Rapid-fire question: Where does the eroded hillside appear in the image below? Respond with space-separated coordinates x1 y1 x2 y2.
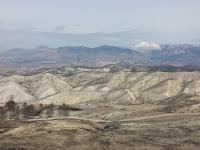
0 66 200 115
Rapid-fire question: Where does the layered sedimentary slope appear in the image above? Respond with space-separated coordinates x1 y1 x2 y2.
1 67 200 108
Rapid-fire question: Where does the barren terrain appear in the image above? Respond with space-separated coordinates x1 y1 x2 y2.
1 113 200 150
0 66 200 150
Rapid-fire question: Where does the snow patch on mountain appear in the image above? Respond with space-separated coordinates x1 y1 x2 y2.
133 41 161 55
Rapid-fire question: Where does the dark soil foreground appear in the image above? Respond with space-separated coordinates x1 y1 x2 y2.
0 113 200 150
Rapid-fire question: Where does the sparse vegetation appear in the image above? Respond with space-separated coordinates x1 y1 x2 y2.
0 100 81 120
22 104 35 118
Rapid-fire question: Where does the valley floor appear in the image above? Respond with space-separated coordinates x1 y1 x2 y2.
0 110 200 150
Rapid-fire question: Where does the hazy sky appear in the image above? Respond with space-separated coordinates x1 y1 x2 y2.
1 0 200 33
0 0 200 49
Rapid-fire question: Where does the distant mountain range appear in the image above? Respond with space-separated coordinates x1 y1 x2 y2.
0 45 149 69
132 42 200 66
151 44 200 66
0 44 200 71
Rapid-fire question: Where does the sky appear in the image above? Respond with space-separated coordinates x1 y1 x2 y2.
0 0 200 49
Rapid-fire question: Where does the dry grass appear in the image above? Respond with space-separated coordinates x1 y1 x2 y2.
0 113 200 150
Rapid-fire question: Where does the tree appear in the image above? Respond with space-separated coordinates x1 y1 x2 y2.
50 103 54 107
5 97 17 119
62 104 69 118
5 97 16 113
40 103 43 110
46 107 54 118
23 104 35 118
23 102 27 109
15 106 20 120
58 105 63 117
0 106 6 120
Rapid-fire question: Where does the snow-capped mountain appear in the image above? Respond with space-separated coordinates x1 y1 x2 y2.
133 41 161 56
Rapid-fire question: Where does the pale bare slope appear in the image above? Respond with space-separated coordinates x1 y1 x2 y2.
0 81 34 103
1 69 200 107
